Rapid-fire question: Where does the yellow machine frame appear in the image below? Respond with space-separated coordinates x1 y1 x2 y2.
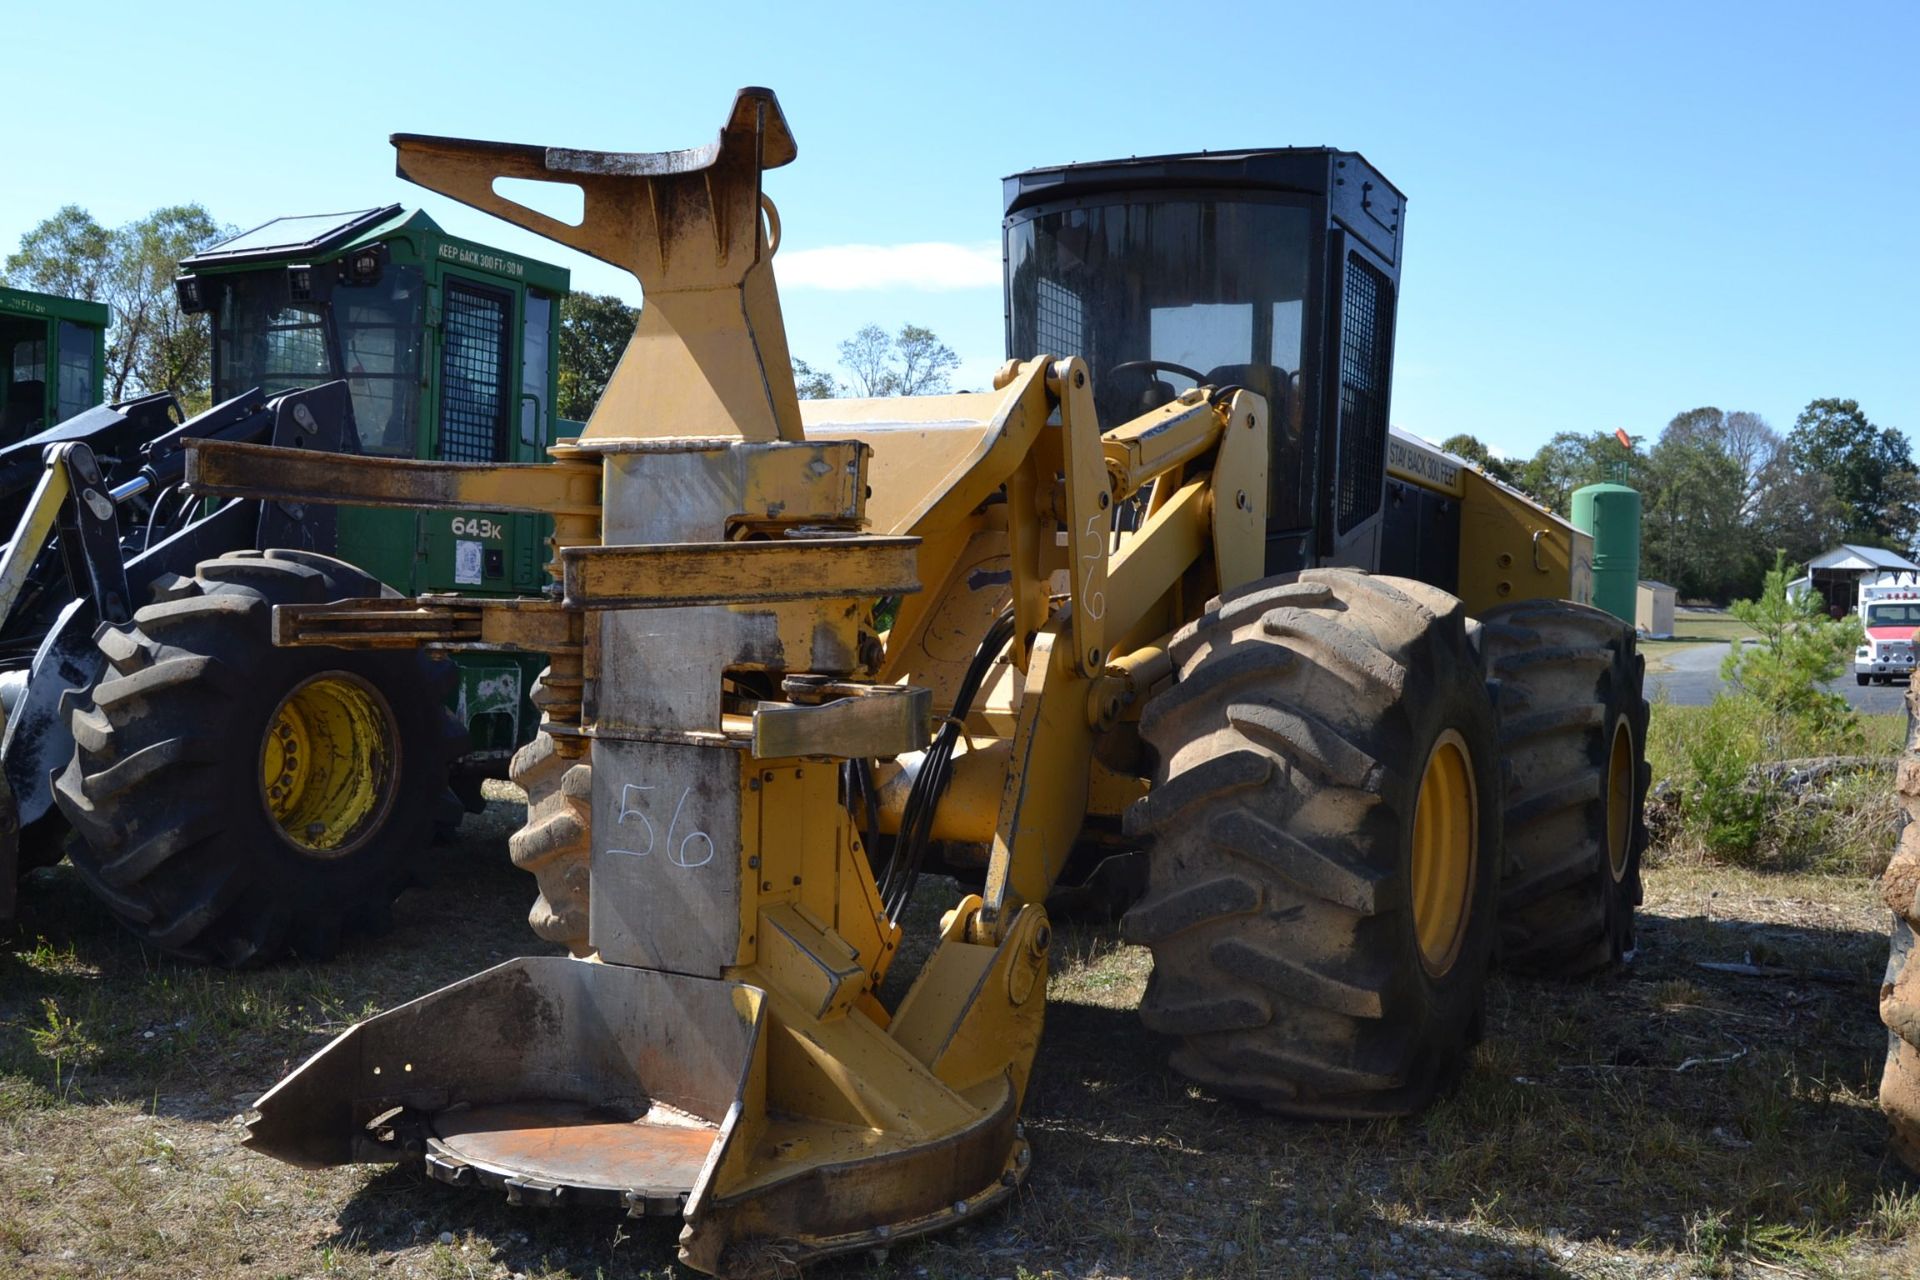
210 89 1597 1276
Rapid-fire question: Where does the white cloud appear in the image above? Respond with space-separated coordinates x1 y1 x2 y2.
774 241 1000 291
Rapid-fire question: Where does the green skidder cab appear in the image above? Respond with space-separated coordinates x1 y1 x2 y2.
0 285 107 444
175 207 569 791
25 212 575 965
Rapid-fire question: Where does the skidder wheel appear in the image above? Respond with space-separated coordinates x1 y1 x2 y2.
52 550 466 966
0 769 16 919
4 691 66 879
1477 601 1648 976
1122 568 1501 1118
507 668 592 956
261 672 399 856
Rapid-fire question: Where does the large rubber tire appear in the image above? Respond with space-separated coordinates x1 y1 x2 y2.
1880 695 1920 1171
52 550 466 966
1477 600 1649 975
507 668 592 956
1122 568 1502 1118
5 694 69 879
0 770 16 920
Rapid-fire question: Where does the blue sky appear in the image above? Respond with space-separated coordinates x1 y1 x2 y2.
7 0 1914 458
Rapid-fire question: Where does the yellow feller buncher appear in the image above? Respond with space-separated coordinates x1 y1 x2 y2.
187 90 1649 1274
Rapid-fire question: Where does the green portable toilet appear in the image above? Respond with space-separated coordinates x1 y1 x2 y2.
1572 482 1640 625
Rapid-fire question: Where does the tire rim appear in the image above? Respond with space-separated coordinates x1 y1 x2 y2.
1606 719 1635 882
261 672 399 859
1411 728 1477 977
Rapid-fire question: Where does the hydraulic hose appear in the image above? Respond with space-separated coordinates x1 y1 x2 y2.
880 608 1017 921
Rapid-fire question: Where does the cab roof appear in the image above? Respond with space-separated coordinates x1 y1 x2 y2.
1003 146 1404 212
0 283 111 329
181 207 569 293
184 207 405 267
1002 146 1406 267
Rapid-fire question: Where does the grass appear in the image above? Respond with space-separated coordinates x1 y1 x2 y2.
1646 704 1908 785
995 858 1910 1280
1662 609 1761 644
1641 609 1761 673
1645 701 1906 875
3 776 1917 1278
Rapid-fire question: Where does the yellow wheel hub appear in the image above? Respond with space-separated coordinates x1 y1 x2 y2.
1606 719 1635 881
1411 729 1477 977
261 673 398 858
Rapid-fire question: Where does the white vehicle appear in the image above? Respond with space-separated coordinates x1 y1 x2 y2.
1856 572 1920 685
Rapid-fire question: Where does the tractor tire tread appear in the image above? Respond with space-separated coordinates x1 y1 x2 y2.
1125 570 1500 1119
1477 599 1647 976
53 551 463 966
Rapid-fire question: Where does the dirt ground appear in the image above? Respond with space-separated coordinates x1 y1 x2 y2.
3 792 1915 1280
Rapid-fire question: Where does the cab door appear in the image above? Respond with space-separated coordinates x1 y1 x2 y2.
423 275 516 593
1317 231 1399 573
509 290 556 593
0 312 52 444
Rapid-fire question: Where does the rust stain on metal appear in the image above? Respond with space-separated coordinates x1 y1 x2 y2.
562 537 919 610
432 1101 718 1192
186 440 599 515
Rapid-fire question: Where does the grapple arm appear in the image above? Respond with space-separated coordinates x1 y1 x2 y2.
394 88 803 446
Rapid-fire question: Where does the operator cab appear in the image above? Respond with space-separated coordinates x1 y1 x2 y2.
182 208 440 461
1004 149 1405 578
0 285 107 446
174 207 568 611
178 206 565 466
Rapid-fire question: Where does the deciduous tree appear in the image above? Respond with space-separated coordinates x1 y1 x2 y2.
792 357 839 399
557 292 639 421
1515 430 1628 513
1641 427 1754 600
1662 406 1782 518
4 204 229 406
837 324 897 397
1785 398 1914 547
1438 433 1516 486
112 206 224 404
800 322 964 398
1748 460 1847 569
3 206 111 300
891 324 960 395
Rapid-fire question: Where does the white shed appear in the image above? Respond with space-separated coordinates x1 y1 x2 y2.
1788 544 1920 615
1637 580 1676 639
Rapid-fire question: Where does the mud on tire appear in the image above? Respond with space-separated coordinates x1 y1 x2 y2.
1122 568 1502 1118
1477 600 1649 976
53 550 466 966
